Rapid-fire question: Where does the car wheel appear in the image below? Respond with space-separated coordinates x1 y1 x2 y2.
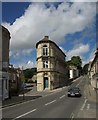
67 94 70 97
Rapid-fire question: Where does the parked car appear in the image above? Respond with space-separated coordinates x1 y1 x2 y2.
67 87 81 97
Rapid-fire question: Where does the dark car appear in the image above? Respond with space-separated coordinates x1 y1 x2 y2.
67 87 81 97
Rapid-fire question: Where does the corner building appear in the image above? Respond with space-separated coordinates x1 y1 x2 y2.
0 25 10 100
36 36 67 91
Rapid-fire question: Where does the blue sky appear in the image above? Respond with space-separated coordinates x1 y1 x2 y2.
2 2 96 69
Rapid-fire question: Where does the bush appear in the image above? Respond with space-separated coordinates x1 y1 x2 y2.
25 78 28 83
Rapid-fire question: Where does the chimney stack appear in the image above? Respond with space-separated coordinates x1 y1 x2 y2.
44 36 49 40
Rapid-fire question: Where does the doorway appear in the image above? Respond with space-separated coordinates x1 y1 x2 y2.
44 77 48 89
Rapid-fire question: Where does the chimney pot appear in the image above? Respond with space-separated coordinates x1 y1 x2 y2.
44 36 49 39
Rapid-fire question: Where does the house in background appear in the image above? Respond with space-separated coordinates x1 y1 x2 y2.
36 36 68 91
88 48 98 91
31 74 37 83
9 65 22 96
69 65 79 80
1 25 10 100
88 61 92 80
0 25 22 99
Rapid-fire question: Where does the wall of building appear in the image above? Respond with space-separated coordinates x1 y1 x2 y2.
8 67 22 96
89 49 98 90
1 26 10 100
2 26 10 70
36 36 67 91
2 72 9 100
69 65 79 80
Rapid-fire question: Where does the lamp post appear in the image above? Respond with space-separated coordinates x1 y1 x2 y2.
21 66 25 100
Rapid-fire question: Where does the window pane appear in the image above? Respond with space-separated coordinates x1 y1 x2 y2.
43 46 48 56
43 60 48 68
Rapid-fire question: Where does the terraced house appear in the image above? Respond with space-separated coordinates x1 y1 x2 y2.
0 25 10 100
88 48 98 91
36 36 68 91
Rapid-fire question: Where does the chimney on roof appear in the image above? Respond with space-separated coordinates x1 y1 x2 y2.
44 36 49 40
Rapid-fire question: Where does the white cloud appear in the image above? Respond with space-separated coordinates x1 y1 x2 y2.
2 0 98 2
2 2 96 52
2 2 96 68
59 44 90 66
66 44 90 60
59 46 67 54
82 46 96 65
10 48 33 59
25 60 35 68
14 60 35 69
71 0 98 2
9 51 13 57
60 44 96 66
22 48 33 55
2 0 65 2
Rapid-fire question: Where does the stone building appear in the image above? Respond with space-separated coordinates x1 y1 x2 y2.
88 48 98 90
36 36 67 91
9 65 22 96
0 25 10 100
69 65 79 80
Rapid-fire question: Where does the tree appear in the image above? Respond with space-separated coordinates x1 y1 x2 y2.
70 56 82 68
23 68 37 79
67 56 82 76
82 63 89 75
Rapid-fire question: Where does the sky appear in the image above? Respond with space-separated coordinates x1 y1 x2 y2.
2 1 97 69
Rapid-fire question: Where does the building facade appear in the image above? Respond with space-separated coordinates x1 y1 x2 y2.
9 65 22 96
69 65 79 80
0 25 10 100
88 48 98 90
36 36 67 91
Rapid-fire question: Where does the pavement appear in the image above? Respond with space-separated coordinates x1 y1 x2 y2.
2 77 77 108
2 85 66 108
2 76 81 108
2 75 97 119
2 76 85 119
77 76 97 118
2 75 97 118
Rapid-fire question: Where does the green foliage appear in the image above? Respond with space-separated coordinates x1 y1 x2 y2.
27 79 34 83
27 79 37 83
24 78 28 83
23 68 37 79
70 56 82 68
82 63 89 75
66 60 71 66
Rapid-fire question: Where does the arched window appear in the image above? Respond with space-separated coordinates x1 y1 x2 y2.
43 45 48 56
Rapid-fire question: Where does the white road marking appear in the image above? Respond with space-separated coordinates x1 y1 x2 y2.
80 99 87 110
70 112 74 119
87 104 90 110
60 95 65 99
76 79 83 87
45 100 56 106
84 96 87 99
13 109 37 120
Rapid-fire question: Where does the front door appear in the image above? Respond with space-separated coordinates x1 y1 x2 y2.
44 77 48 89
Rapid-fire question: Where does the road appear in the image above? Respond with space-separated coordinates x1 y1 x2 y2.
2 76 96 119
